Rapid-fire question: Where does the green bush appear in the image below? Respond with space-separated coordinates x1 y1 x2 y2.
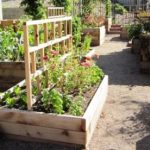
21 0 46 20
126 24 142 39
72 16 82 47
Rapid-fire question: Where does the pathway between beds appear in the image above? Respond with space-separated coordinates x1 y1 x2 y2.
89 34 150 150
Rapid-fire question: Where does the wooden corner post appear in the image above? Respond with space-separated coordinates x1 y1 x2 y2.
24 23 32 110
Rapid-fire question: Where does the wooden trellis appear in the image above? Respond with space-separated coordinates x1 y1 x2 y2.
47 7 65 18
24 17 72 110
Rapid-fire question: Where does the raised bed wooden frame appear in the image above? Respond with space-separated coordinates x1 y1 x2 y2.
0 17 108 149
0 75 108 149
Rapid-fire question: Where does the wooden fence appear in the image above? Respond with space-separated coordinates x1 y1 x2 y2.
23 17 72 110
47 7 65 18
0 19 19 31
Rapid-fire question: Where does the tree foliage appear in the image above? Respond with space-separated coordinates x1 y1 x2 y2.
21 0 46 20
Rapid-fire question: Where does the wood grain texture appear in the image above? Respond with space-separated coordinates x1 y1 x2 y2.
0 121 86 145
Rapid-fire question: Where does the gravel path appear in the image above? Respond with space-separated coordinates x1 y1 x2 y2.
0 34 150 150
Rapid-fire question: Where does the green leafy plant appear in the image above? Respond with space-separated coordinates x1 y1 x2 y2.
42 89 64 114
81 36 91 53
126 24 142 39
6 97 16 108
0 27 24 61
69 95 84 116
13 86 21 96
72 16 82 47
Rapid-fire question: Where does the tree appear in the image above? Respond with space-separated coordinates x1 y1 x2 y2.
21 0 46 20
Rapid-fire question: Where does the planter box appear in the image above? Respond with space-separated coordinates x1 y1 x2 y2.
0 62 25 91
131 38 141 54
82 26 106 46
0 75 108 149
120 28 129 41
105 17 112 33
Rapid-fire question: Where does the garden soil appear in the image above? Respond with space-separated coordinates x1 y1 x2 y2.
0 34 150 150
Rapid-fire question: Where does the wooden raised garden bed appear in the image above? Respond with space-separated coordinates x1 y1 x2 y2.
0 16 108 149
120 27 129 41
82 26 106 46
139 34 150 73
0 62 25 91
0 19 24 91
0 75 108 148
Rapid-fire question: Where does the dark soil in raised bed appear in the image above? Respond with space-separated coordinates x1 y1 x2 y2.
0 82 100 116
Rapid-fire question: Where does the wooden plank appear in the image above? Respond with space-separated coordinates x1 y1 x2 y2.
69 20 72 34
64 20 67 35
34 24 39 45
29 34 72 53
0 121 86 145
51 22 55 40
24 25 32 110
58 21 62 37
83 76 108 143
25 17 72 26
48 15 65 19
0 80 25 99
0 109 85 132
48 7 64 9
36 76 41 94
44 23 48 43
40 48 45 67
31 52 36 73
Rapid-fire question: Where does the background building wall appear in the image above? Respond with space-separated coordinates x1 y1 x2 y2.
0 0 2 19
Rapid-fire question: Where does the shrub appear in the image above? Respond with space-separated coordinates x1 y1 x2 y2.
72 16 82 47
126 24 142 39
21 0 46 20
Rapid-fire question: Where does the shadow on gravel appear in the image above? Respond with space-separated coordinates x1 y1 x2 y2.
119 101 150 150
96 48 150 86
135 102 150 150
0 138 83 150
110 36 128 42
136 135 150 150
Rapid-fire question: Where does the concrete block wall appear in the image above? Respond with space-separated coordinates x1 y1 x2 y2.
0 0 2 19
3 8 24 19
